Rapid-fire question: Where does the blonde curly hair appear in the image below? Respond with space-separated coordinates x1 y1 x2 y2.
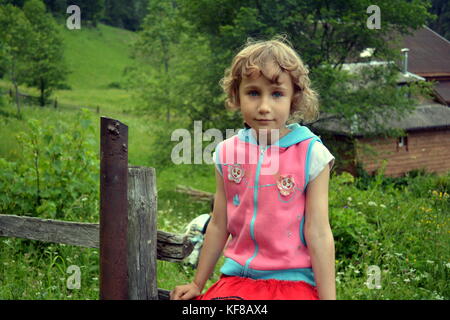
219 35 319 123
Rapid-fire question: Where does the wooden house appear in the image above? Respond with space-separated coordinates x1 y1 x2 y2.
305 26 450 178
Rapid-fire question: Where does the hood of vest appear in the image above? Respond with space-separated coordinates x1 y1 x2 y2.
237 123 318 148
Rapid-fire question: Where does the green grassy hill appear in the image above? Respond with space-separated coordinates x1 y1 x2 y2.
62 23 136 90
1 22 137 113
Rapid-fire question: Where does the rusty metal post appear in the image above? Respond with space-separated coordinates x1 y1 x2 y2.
100 117 129 300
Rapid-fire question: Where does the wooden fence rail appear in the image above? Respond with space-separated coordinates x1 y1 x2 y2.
0 116 194 300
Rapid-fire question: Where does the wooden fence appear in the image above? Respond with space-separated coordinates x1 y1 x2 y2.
0 116 194 300
2 88 100 113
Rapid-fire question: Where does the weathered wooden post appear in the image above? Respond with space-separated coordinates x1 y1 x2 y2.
100 117 129 300
127 166 158 300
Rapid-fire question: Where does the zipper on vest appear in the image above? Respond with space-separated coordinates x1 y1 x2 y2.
243 145 268 277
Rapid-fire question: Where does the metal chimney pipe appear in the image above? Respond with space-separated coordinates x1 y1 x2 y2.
401 48 409 74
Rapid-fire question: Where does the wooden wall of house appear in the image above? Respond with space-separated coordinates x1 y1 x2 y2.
355 128 450 177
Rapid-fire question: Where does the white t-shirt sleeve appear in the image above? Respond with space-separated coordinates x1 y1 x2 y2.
309 142 335 182
212 142 223 176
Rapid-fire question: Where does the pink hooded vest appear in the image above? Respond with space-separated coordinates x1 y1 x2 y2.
214 123 323 286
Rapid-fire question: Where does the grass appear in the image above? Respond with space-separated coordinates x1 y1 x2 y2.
0 100 449 299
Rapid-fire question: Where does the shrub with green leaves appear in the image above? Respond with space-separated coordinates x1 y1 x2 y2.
0 109 99 221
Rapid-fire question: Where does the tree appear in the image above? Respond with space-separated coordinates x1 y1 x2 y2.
0 4 34 114
22 0 67 107
170 0 435 135
429 0 450 40
102 0 148 31
68 0 104 27
129 0 211 123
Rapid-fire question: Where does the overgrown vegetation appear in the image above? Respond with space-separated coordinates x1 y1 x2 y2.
0 102 448 300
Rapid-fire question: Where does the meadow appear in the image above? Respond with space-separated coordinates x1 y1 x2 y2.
0 22 448 300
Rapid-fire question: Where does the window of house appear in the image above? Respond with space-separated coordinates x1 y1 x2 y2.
397 136 408 150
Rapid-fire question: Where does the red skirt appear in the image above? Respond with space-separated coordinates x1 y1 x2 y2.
193 274 319 300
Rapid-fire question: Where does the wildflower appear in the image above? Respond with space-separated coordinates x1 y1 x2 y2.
445 263 450 269
404 278 410 282
354 270 360 274
347 197 352 201
368 201 377 206
426 260 434 264
380 204 386 209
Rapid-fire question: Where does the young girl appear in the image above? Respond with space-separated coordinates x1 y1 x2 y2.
170 35 336 300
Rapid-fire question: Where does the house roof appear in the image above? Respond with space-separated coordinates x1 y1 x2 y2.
307 103 450 137
435 81 450 102
398 26 450 76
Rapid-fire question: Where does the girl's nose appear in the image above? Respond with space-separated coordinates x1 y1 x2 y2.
258 96 271 114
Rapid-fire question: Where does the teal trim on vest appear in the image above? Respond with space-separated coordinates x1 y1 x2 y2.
300 137 323 248
237 123 317 147
233 194 240 206
243 145 269 276
300 215 307 247
304 137 323 187
220 257 316 286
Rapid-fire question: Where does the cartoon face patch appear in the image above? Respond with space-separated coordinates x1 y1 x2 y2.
228 164 244 183
277 174 295 196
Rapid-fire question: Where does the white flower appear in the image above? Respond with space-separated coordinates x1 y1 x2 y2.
380 204 386 209
347 197 352 201
445 263 450 269
368 201 377 206
404 278 410 282
354 270 360 274
426 260 434 264
433 292 444 300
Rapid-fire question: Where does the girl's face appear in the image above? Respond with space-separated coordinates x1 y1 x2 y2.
238 65 294 144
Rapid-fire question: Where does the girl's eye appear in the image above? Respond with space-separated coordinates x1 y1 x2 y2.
273 91 283 98
247 91 284 97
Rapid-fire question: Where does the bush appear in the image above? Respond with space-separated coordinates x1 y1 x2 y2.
0 109 99 221
106 81 122 89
